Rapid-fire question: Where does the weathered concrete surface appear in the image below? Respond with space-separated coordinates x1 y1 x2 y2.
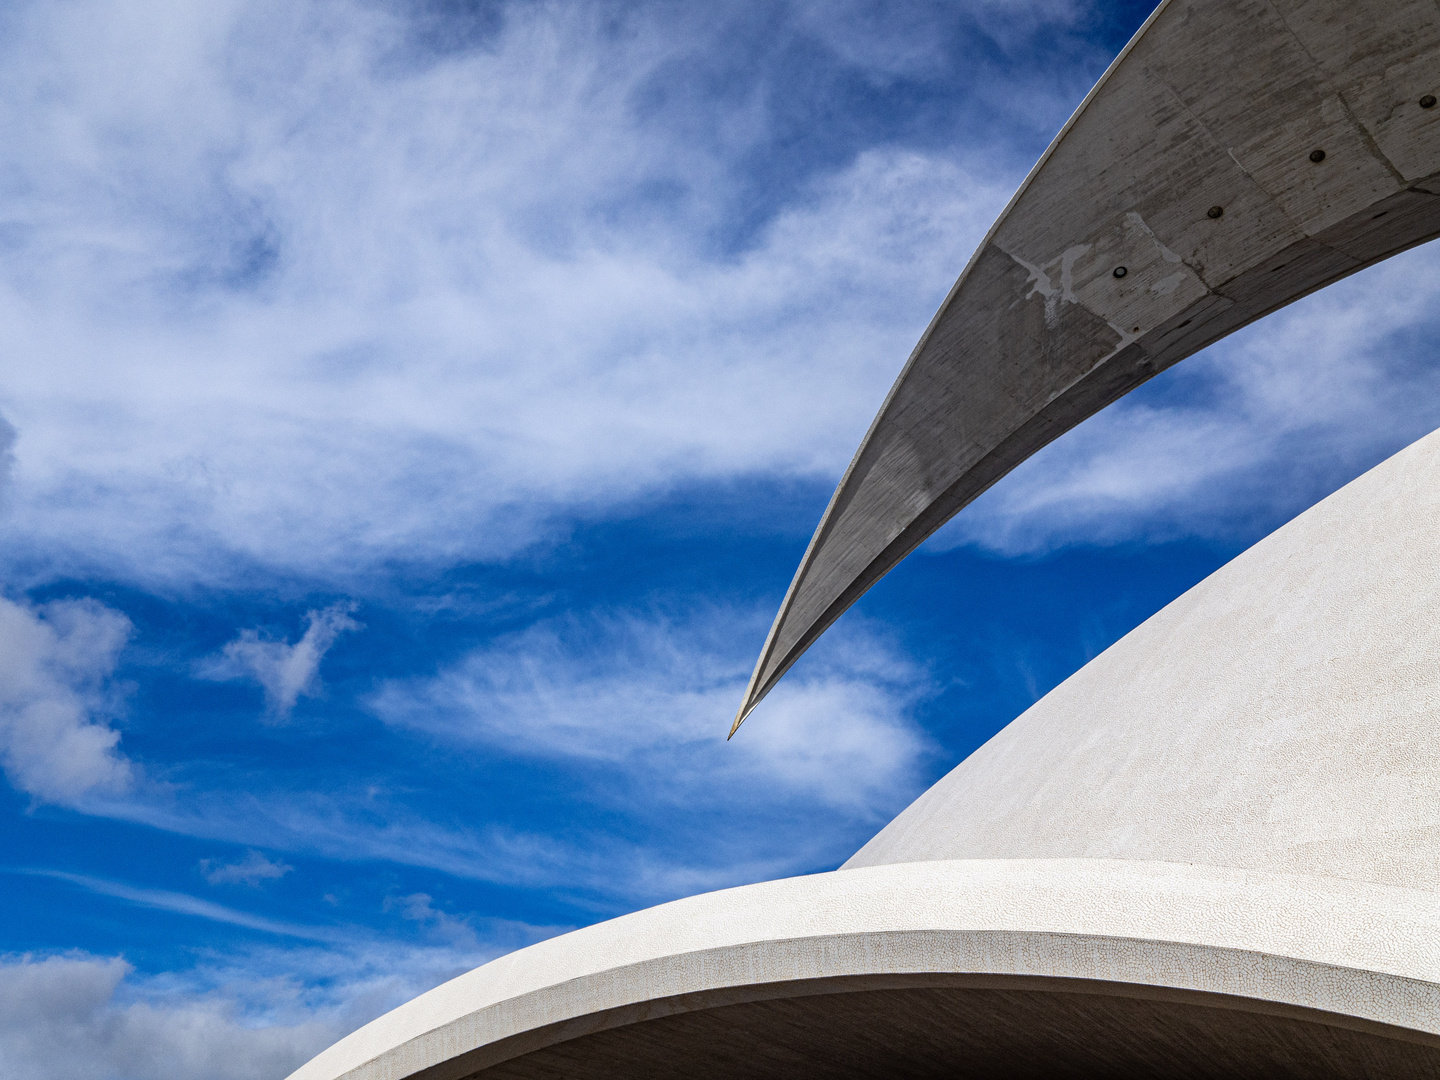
287 427 1440 1077
471 986 1440 1079
283 3 1440 1075
846 417 1440 887
734 0 1440 731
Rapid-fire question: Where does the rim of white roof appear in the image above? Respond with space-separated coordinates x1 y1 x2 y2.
288 417 1440 1080
288 857 1440 1080
846 425 1440 885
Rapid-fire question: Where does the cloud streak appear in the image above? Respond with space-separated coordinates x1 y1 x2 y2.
17 869 336 942
372 606 934 817
200 850 294 887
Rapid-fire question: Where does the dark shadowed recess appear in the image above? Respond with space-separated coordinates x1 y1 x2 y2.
468 982 1440 1079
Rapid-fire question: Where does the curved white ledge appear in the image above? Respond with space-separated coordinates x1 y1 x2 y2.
288 858 1440 1080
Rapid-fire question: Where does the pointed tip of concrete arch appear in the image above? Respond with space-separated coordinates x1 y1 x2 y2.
732 0 1440 731
729 672 760 738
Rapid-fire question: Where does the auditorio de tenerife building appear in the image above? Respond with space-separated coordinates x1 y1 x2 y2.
290 0 1440 1076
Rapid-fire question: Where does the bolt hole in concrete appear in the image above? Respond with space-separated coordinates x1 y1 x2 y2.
1421 94 1437 108
1113 266 1128 278
1310 148 1327 162
1207 205 1224 218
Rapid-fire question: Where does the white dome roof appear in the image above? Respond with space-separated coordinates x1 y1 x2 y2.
283 0 1440 1061
847 425 1440 888
286 430 1440 1080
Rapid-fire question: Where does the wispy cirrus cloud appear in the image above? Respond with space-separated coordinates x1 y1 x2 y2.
2 0 1430 593
370 607 934 818
42 602 933 910
0 0 1067 591
198 603 360 718
200 850 294 888
17 869 333 942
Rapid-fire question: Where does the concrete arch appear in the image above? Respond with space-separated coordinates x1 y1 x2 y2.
287 2 1440 1076
734 0 1440 730
290 416 1440 1079
286 859 1440 1079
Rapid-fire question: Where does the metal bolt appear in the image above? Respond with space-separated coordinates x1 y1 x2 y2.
1207 205 1224 219
1113 266 1128 278
1309 148 1327 163
1422 95 1437 109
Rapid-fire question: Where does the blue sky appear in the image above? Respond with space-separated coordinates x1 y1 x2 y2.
3 0 1440 1076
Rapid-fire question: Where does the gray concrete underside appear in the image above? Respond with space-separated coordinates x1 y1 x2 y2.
735 0 1440 729
286 856 1440 1080
467 980 1440 1080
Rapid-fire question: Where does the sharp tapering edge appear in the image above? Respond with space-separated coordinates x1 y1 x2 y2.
732 0 1440 735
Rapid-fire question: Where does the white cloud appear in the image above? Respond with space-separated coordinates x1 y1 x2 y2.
0 953 335 1080
0 0 1022 589
385 893 483 951
793 0 1089 79
200 850 294 887
0 890 565 1079
20 870 328 941
370 607 933 817
0 0 1427 588
200 603 360 717
0 595 134 804
0 413 14 506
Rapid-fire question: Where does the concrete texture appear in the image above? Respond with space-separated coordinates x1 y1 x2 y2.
734 0 1440 730
288 428 1440 1077
845 425 1440 886
286 860 1440 1080
469 987 1440 1080
457 990 1440 1080
285 1 1440 1075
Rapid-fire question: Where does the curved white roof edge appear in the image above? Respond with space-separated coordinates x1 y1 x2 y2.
288 419 1440 1079
284 0 1440 1070
844 424 1440 885
287 857 1440 1080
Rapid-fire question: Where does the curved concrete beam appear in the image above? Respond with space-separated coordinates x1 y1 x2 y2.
288 413 1440 1080
285 858 1440 1080
733 0 1440 732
